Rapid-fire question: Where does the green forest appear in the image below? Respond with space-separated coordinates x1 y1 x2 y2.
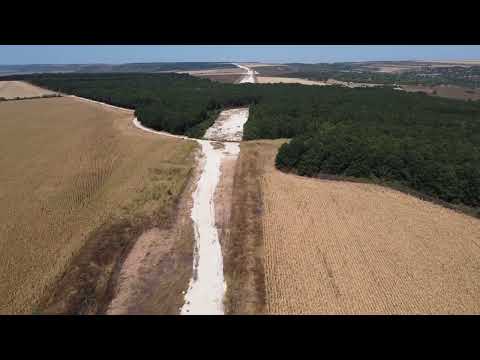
7 72 480 211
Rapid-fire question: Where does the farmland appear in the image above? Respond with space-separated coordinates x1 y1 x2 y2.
6 73 479 212
0 96 196 314
275 62 480 89
237 140 480 314
400 84 480 101
3 66 480 315
0 80 57 99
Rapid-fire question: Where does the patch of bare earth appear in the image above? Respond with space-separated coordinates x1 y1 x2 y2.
179 69 246 76
256 76 381 88
240 140 480 314
256 76 327 86
39 145 197 315
249 66 293 77
324 78 381 88
106 161 198 314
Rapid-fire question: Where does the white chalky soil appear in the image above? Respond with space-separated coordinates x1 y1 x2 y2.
42 93 249 315
233 63 256 83
203 108 249 142
180 108 249 315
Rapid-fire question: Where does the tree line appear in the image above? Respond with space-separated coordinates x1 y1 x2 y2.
7 72 480 210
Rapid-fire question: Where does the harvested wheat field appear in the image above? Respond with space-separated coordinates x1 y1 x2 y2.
242 140 480 314
0 97 196 314
0 80 57 99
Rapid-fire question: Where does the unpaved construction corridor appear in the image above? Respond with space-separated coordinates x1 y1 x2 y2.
181 108 249 314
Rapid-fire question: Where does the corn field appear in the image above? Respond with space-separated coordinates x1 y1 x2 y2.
257 141 480 314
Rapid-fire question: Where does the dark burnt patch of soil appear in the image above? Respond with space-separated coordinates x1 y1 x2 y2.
223 143 266 314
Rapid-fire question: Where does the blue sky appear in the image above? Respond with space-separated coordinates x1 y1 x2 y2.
1 45 480 65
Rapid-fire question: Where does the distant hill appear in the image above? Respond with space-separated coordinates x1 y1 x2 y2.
0 62 237 75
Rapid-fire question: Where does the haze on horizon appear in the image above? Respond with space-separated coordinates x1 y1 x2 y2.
1 45 480 65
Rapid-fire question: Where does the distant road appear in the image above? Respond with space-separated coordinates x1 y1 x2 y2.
233 63 256 83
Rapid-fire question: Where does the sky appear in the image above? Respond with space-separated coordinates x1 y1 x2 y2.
1 45 480 65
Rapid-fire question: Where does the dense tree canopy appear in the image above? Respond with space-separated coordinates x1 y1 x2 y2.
8 73 480 210
273 88 480 208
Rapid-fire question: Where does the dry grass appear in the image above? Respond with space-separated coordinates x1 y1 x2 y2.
0 96 196 314
0 81 57 99
179 69 246 76
401 84 480 101
221 141 266 314
241 140 480 314
256 77 381 88
324 78 381 88
105 165 197 315
256 76 328 86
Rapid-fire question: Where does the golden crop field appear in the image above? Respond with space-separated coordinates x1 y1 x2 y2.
241 140 480 314
0 81 57 99
0 97 196 314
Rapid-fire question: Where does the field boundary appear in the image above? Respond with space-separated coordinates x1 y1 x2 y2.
278 167 480 219
0 94 62 102
223 142 266 314
260 139 480 314
37 155 196 315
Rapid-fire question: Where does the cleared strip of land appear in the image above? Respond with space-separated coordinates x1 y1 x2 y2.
0 81 57 99
181 107 250 315
204 108 249 142
256 76 381 88
0 96 196 314
256 76 328 86
239 140 480 314
177 68 246 76
237 63 282 68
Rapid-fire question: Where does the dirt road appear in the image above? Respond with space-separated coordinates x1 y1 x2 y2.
181 109 249 314
233 64 256 83
204 108 249 142
70 93 249 315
